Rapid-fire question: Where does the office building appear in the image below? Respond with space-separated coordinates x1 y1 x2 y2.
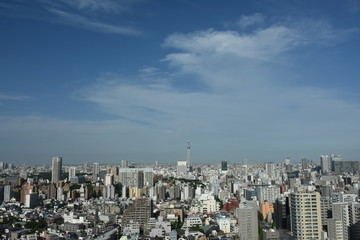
51 156 62 183
221 160 228 172
332 160 359 173
290 191 322 240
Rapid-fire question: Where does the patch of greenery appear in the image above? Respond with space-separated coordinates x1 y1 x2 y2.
25 218 47 232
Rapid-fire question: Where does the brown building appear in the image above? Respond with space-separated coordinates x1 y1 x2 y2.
122 199 152 229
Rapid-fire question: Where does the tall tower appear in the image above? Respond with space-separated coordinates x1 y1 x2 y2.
51 156 62 183
186 140 191 167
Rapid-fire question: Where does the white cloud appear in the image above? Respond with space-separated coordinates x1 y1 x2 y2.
75 18 360 161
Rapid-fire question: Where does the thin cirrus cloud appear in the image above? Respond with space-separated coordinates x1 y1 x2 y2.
57 0 125 13
0 0 141 36
47 8 141 35
0 93 31 101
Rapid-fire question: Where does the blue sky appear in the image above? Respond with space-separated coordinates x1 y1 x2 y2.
1 0 360 165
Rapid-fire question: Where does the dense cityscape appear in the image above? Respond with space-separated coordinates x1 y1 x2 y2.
0 142 359 240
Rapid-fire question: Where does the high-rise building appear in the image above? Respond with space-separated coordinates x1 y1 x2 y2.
51 156 62 183
327 202 360 240
256 185 280 204
92 162 100 182
290 191 322 240
4 185 12 202
321 155 331 173
301 158 310 170
122 199 152 229
177 161 188 176
25 191 38 208
221 160 228 172
237 204 258 239
330 202 350 240
121 160 128 168
118 168 154 188
69 166 76 179
266 163 275 178
332 160 359 174
104 174 113 186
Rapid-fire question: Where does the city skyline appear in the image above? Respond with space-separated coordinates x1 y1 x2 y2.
1 1 360 164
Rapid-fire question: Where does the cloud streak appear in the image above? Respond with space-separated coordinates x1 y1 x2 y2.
0 93 31 101
48 8 141 35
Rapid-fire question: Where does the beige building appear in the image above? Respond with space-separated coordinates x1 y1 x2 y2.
290 191 322 240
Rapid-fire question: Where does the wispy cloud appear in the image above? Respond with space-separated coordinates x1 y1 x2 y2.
237 13 265 29
57 0 126 13
0 0 142 36
0 93 31 101
48 8 141 35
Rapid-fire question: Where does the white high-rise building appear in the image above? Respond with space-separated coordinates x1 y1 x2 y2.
257 185 280 204
266 163 275 178
321 155 331 173
57 187 64 201
121 160 128 168
118 168 153 188
104 174 113 186
290 191 322 240
51 156 62 183
69 166 76 179
177 161 188 176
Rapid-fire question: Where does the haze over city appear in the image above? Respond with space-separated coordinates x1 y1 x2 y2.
1 0 360 164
